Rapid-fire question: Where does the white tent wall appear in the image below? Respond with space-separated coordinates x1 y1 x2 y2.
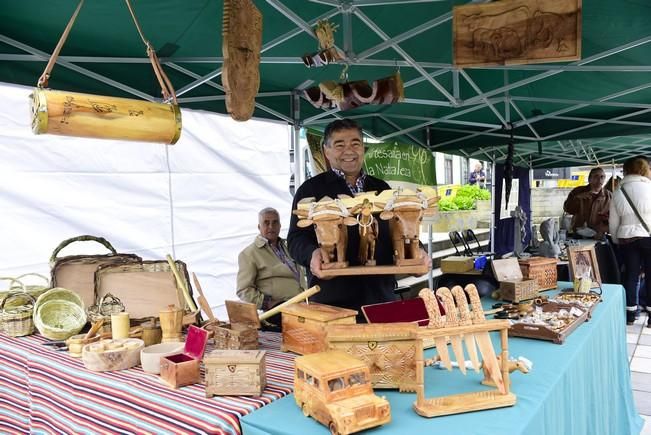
0 82 294 317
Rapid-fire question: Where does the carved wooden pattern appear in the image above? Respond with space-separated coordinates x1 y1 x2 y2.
222 0 262 121
453 0 582 67
464 283 485 324
451 285 480 373
436 287 467 375
334 342 418 388
418 288 452 371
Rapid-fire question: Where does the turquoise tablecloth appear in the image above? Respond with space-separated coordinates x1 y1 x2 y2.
241 283 643 435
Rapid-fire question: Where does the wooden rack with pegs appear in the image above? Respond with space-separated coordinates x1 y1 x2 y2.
413 284 516 418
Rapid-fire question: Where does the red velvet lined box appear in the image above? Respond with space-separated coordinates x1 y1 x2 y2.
361 297 445 326
159 325 208 389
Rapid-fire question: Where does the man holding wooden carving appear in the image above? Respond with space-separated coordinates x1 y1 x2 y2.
237 207 303 320
288 119 430 319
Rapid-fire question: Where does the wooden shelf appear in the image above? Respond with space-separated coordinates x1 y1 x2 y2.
319 264 430 277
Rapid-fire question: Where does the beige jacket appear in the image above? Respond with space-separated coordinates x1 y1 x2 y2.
236 235 303 309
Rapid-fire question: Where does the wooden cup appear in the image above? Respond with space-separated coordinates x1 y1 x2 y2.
160 305 183 343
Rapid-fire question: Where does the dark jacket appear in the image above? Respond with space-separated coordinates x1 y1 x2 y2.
287 171 397 317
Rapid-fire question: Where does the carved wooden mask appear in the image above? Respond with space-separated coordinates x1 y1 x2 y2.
222 0 262 121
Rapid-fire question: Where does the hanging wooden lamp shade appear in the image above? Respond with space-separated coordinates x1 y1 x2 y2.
30 0 182 144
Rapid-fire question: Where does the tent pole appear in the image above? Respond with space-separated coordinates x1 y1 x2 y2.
529 156 534 249
490 154 496 255
426 126 433 291
292 92 302 190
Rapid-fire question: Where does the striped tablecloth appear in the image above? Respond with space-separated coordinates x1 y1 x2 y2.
0 332 296 435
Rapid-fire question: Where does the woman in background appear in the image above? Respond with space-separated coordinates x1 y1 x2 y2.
609 156 651 325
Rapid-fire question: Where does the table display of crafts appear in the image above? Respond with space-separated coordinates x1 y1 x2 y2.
550 291 602 319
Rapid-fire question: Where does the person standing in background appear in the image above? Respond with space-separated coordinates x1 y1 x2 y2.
469 162 486 186
563 167 611 238
609 156 651 325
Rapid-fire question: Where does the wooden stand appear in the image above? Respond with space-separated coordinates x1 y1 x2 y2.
319 263 429 277
414 285 516 418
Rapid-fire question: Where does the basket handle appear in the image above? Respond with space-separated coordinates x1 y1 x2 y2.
12 273 49 286
0 292 35 311
0 277 26 293
50 235 118 263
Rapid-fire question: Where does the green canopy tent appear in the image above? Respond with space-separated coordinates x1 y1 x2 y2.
2 0 651 167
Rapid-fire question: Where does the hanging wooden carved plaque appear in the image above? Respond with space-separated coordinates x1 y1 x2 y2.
222 0 262 121
453 0 581 67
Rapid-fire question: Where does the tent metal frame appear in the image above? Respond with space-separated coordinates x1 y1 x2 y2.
1 0 650 167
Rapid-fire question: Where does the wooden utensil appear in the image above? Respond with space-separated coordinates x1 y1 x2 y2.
258 285 320 322
192 272 216 321
84 319 104 340
165 254 198 312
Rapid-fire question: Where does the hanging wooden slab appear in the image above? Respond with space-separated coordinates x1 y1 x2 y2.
453 0 582 67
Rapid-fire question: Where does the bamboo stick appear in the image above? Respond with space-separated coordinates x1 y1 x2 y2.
258 285 320 322
165 254 198 312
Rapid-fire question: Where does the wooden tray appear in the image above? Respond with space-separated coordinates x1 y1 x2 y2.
94 260 192 320
319 264 429 277
509 302 588 344
551 292 601 320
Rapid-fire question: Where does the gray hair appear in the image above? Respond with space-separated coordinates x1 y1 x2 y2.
258 207 279 219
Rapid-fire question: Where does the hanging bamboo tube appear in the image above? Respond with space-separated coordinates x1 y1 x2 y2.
30 89 182 144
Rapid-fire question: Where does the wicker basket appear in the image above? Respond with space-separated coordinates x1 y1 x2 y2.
34 299 87 340
0 277 26 307
34 287 84 312
12 273 50 300
87 293 125 333
519 257 558 291
0 292 35 337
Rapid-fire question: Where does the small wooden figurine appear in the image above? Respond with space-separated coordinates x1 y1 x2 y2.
204 350 266 397
294 350 391 435
481 355 530 387
350 198 379 266
159 325 208 389
294 197 357 270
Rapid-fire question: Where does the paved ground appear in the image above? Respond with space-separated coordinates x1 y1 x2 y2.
628 313 651 434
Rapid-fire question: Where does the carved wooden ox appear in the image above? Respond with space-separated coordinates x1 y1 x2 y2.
295 198 356 270
378 191 437 266
350 198 379 266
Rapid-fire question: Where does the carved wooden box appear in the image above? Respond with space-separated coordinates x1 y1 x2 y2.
159 325 208 389
207 300 259 350
280 302 357 355
518 257 558 291
204 349 266 397
326 323 422 390
492 258 538 302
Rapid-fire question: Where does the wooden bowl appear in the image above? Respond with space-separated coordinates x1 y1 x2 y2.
81 338 144 372
66 333 101 358
141 342 185 374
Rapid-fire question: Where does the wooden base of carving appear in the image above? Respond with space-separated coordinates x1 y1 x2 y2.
319 264 429 277
321 261 348 270
395 258 423 267
414 391 517 417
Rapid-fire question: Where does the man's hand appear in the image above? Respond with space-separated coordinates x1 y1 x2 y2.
310 248 334 280
411 248 432 277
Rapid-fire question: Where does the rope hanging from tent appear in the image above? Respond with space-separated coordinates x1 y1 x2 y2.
36 0 177 104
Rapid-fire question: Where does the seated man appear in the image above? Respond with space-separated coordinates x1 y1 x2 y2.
237 207 303 325
563 167 611 238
